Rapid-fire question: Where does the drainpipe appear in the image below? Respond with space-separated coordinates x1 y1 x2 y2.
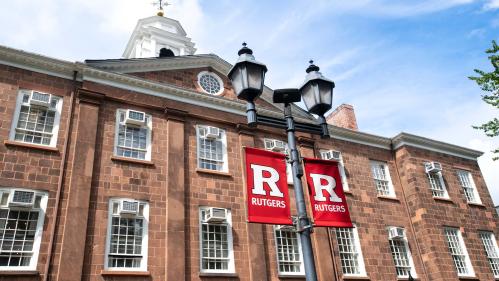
391 140 429 281
43 70 78 281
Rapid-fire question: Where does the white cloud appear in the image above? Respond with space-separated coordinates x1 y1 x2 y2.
484 0 499 9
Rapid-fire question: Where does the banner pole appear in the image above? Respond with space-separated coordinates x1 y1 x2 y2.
284 103 318 281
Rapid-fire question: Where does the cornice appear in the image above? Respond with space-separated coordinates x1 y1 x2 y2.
392 132 483 160
329 126 392 149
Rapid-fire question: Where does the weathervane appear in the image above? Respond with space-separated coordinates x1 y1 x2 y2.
152 0 170 17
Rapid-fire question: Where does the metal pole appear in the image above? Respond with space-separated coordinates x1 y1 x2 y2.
284 103 318 281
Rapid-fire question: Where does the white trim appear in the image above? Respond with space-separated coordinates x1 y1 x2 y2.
456 170 482 204
9 90 63 147
114 109 152 161
386 226 417 278
424 162 449 199
263 138 293 184
273 222 305 276
479 231 499 278
104 198 149 271
336 224 367 277
370 160 396 198
197 71 224 96
444 227 475 277
0 188 48 271
196 125 228 172
320 150 349 191
0 59 75 80
198 206 235 274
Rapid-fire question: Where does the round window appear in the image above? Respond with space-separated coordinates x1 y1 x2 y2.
198 72 223 95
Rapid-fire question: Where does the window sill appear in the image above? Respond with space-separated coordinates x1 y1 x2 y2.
199 272 238 277
4 140 59 153
0 270 39 276
434 197 453 203
467 202 485 208
344 190 353 195
196 168 232 177
398 278 419 281
101 270 150 276
111 156 154 166
278 273 306 278
342 275 370 280
377 195 400 202
458 276 479 280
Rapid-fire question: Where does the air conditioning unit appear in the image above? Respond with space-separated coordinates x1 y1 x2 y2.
425 162 442 173
322 150 341 161
124 110 146 126
8 190 36 208
266 140 286 152
388 227 405 240
201 126 220 140
118 200 139 216
204 207 227 223
29 91 51 107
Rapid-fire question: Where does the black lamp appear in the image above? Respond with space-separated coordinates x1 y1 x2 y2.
227 43 268 126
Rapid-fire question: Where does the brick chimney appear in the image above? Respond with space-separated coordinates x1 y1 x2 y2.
326 104 358 131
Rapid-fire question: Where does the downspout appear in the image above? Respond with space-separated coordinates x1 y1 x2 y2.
327 230 340 281
43 70 78 281
391 140 429 281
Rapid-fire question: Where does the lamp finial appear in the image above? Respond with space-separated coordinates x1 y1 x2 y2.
306 60 320 73
238 42 253 56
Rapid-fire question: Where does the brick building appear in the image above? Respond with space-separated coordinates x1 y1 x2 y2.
0 12 497 281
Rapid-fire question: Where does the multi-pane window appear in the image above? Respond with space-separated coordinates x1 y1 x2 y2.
370 161 395 197
387 227 416 278
274 221 304 276
444 227 474 277
427 172 448 198
320 150 349 191
105 199 149 271
10 90 62 147
198 71 224 95
0 188 47 270
199 207 234 273
115 109 152 160
335 226 366 276
456 170 481 204
264 139 293 184
197 126 227 171
479 231 499 278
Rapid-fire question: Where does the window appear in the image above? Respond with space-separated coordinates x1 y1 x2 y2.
199 207 234 274
444 227 474 277
387 227 416 278
197 125 228 171
114 109 152 160
335 225 366 276
0 188 47 270
105 199 149 271
274 220 304 276
479 231 499 278
320 150 349 191
370 161 395 197
456 170 481 204
10 90 62 147
424 162 448 198
198 71 224 95
264 139 293 184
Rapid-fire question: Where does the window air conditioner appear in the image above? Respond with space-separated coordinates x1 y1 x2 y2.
204 207 227 223
118 200 139 216
8 189 36 208
125 110 146 126
202 126 220 140
388 227 405 240
266 140 286 152
322 150 341 161
29 91 51 107
425 162 442 173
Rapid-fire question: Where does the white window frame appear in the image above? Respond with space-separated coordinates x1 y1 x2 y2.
273 220 304 276
424 163 449 198
197 71 224 96
320 150 349 191
443 227 475 277
479 231 499 278
196 125 228 172
387 227 417 278
198 207 235 274
456 170 481 204
335 224 367 277
370 160 395 197
0 188 48 271
114 109 152 161
104 198 149 272
264 138 293 184
9 89 63 147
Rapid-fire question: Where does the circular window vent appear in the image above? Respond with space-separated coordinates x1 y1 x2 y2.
198 72 224 95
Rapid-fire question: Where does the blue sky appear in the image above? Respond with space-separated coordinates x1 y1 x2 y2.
1 0 498 204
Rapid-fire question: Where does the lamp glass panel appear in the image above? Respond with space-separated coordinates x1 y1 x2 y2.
230 67 244 97
301 83 316 111
319 80 333 106
247 63 264 91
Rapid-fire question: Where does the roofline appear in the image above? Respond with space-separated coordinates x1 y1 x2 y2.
0 44 484 160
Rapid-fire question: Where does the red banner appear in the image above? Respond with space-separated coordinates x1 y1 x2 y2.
303 158 353 227
244 147 292 225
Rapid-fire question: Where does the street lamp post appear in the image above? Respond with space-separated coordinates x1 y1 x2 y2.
228 43 335 281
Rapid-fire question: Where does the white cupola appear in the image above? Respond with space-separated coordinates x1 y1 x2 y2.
123 15 196 58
